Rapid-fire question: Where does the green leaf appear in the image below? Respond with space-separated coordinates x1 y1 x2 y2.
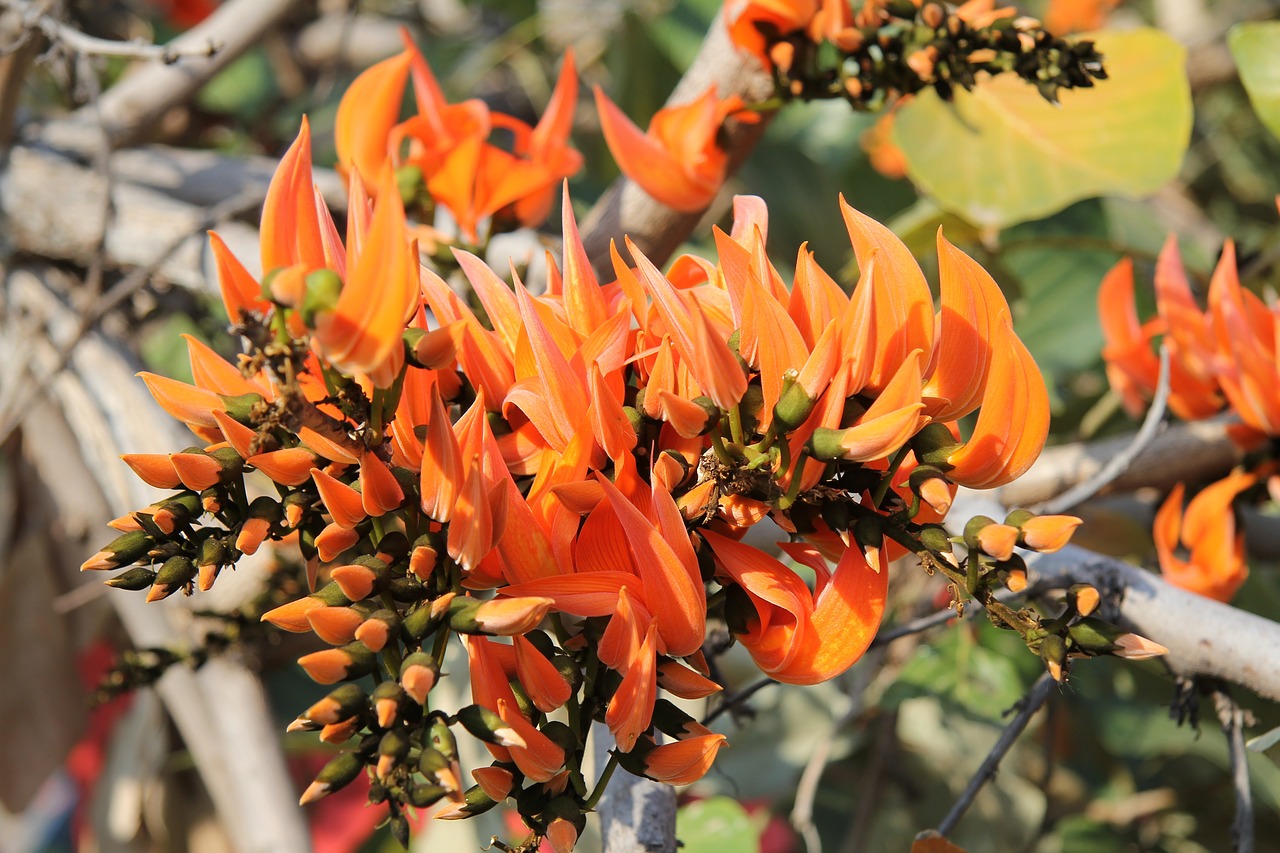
881 625 1028 723
198 48 277 118
892 29 1192 230
676 796 761 853
1229 22 1280 141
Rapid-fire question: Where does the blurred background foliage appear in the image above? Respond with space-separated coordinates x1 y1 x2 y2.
21 0 1280 850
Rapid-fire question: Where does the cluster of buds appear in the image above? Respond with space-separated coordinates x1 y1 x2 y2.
1099 226 1280 603
82 46 1157 847
728 0 1107 108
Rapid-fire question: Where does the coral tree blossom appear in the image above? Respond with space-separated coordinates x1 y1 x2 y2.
93 98 1069 847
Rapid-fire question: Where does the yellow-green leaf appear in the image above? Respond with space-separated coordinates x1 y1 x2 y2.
892 28 1191 230
1229 21 1280 141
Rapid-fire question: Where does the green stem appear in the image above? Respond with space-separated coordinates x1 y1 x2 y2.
431 626 451 669
776 451 809 510
584 752 620 811
871 443 913 509
709 424 736 465
727 404 745 447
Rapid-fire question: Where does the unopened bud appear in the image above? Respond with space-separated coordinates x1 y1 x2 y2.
1039 633 1068 682
400 652 440 705
1067 584 1100 617
306 683 368 726
434 784 500 820
1019 515 1082 553
104 567 157 591
300 269 343 328
146 556 197 602
82 530 155 572
456 704 527 748
1113 633 1168 661
299 752 363 805
297 642 376 684
371 682 406 729
376 728 411 780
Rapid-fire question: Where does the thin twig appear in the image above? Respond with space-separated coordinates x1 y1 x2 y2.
701 675 775 726
935 672 1055 837
39 0 303 151
1035 344 1171 515
2 0 219 63
1212 686 1255 853
791 648 886 853
0 188 264 444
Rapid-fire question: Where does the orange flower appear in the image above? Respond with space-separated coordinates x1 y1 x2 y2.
726 0 819 68
595 86 756 213
311 169 419 386
1155 472 1256 602
703 529 887 685
1209 241 1280 435
642 733 729 786
334 50 414 189
943 316 1050 488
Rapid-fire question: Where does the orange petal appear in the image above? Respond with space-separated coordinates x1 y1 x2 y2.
248 447 318 487
513 634 573 713
121 453 181 489
421 385 464 523
496 698 566 782
598 473 706 656
209 231 266 323
594 86 723 212
311 467 367 529
923 232 1010 420
643 733 728 786
335 51 412 192
359 452 404 516
945 317 1049 488
606 624 658 752
315 170 418 382
840 198 934 393
261 117 326 274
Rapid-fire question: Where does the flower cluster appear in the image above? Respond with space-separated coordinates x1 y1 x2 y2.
334 38 581 245
82 55 1130 849
726 0 1107 107
1099 232 1278 602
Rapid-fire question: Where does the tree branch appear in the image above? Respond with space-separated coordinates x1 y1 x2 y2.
1 0 220 64
1212 686 1255 853
992 416 1241 509
37 0 305 152
953 489 1280 703
935 673 1055 837
578 9 775 275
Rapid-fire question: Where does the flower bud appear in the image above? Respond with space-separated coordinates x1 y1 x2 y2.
371 682 406 729
305 683 368 726
354 609 399 652
82 530 155 572
299 751 363 805
261 582 351 632
1039 633 1068 682
146 556 197 602
1067 584 1100 617
1018 515 1082 553
400 652 440 705
297 642 376 684
300 268 343 328
911 422 962 468
434 784 499 820
104 567 157 591
376 728 411 780
909 465 953 515
456 704 527 748
470 765 515 802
